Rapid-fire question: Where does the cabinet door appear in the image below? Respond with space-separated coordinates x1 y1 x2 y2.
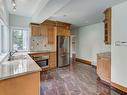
31 25 41 36
49 52 56 69
57 27 70 36
97 56 111 83
101 58 111 83
47 26 56 44
40 24 56 44
40 25 48 36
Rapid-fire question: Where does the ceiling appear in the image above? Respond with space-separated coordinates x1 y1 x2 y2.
6 0 127 27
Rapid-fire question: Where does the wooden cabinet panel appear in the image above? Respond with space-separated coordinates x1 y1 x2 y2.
104 8 112 44
40 23 56 44
57 27 70 36
29 53 49 58
31 24 41 36
97 55 111 83
0 72 40 95
47 26 56 44
49 52 56 69
40 24 48 36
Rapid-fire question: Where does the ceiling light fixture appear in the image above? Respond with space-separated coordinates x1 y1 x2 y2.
12 2 16 7
13 6 16 12
12 0 16 12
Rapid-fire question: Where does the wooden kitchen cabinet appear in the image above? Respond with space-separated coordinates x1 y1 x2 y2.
56 21 71 36
0 72 40 95
57 27 70 36
49 52 56 69
29 52 49 58
47 26 56 44
97 53 111 83
40 24 48 36
30 23 41 36
41 20 56 44
104 8 112 44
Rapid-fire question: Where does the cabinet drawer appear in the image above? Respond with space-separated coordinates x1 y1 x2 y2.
29 53 49 58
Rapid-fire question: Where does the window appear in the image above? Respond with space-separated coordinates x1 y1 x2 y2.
3 25 9 53
0 23 2 54
12 28 29 51
0 19 9 55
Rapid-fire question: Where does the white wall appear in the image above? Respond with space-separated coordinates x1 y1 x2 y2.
0 0 9 53
0 0 9 25
72 23 111 65
112 1 127 87
9 14 32 28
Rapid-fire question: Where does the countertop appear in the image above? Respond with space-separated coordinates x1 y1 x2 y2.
28 50 56 54
0 52 42 81
97 52 111 58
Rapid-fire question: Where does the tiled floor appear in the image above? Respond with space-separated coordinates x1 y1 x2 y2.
40 62 126 95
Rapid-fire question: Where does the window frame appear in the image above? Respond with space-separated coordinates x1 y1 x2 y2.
11 27 29 52
0 19 9 62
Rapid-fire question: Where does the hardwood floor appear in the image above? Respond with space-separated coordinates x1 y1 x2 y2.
40 62 126 95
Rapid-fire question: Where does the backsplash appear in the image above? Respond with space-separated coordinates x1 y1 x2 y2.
30 36 51 51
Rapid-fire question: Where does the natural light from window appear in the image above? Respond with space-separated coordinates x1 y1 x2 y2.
0 19 9 55
12 28 29 51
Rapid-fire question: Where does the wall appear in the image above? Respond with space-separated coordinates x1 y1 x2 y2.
9 14 32 28
0 0 9 25
72 23 111 65
111 1 127 88
0 0 9 63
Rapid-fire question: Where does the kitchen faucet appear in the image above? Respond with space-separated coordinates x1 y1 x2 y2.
8 50 17 61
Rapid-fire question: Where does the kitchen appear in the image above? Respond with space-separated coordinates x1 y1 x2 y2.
0 0 127 95
0 18 72 94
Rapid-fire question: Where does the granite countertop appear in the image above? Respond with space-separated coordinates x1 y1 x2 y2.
28 50 56 54
0 52 42 81
97 52 111 58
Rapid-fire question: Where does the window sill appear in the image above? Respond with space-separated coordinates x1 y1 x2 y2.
0 53 8 63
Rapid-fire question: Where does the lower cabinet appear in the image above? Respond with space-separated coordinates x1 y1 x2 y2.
49 52 56 69
0 72 40 95
97 53 111 83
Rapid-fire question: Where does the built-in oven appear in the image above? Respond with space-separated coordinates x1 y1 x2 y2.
32 56 49 68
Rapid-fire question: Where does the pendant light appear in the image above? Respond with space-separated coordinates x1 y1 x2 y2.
12 0 16 12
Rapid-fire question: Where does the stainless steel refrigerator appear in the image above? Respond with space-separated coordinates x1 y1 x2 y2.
57 36 70 67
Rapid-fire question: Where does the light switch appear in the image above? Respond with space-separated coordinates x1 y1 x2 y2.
115 41 127 46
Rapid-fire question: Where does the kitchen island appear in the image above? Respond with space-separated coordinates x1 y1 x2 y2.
0 52 42 95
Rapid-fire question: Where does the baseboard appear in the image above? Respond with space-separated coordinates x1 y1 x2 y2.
97 77 127 94
111 82 127 93
76 58 91 65
97 75 110 86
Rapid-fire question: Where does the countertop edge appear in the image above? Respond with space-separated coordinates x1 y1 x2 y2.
0 52 42 81
0 70 41 81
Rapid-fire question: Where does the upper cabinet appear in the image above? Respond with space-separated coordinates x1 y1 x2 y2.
40 24 48 36
104 8 112 45
30 20 71 45
47 26 56 44
41 20 56 44
30 23 41 36
56 21 71 36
